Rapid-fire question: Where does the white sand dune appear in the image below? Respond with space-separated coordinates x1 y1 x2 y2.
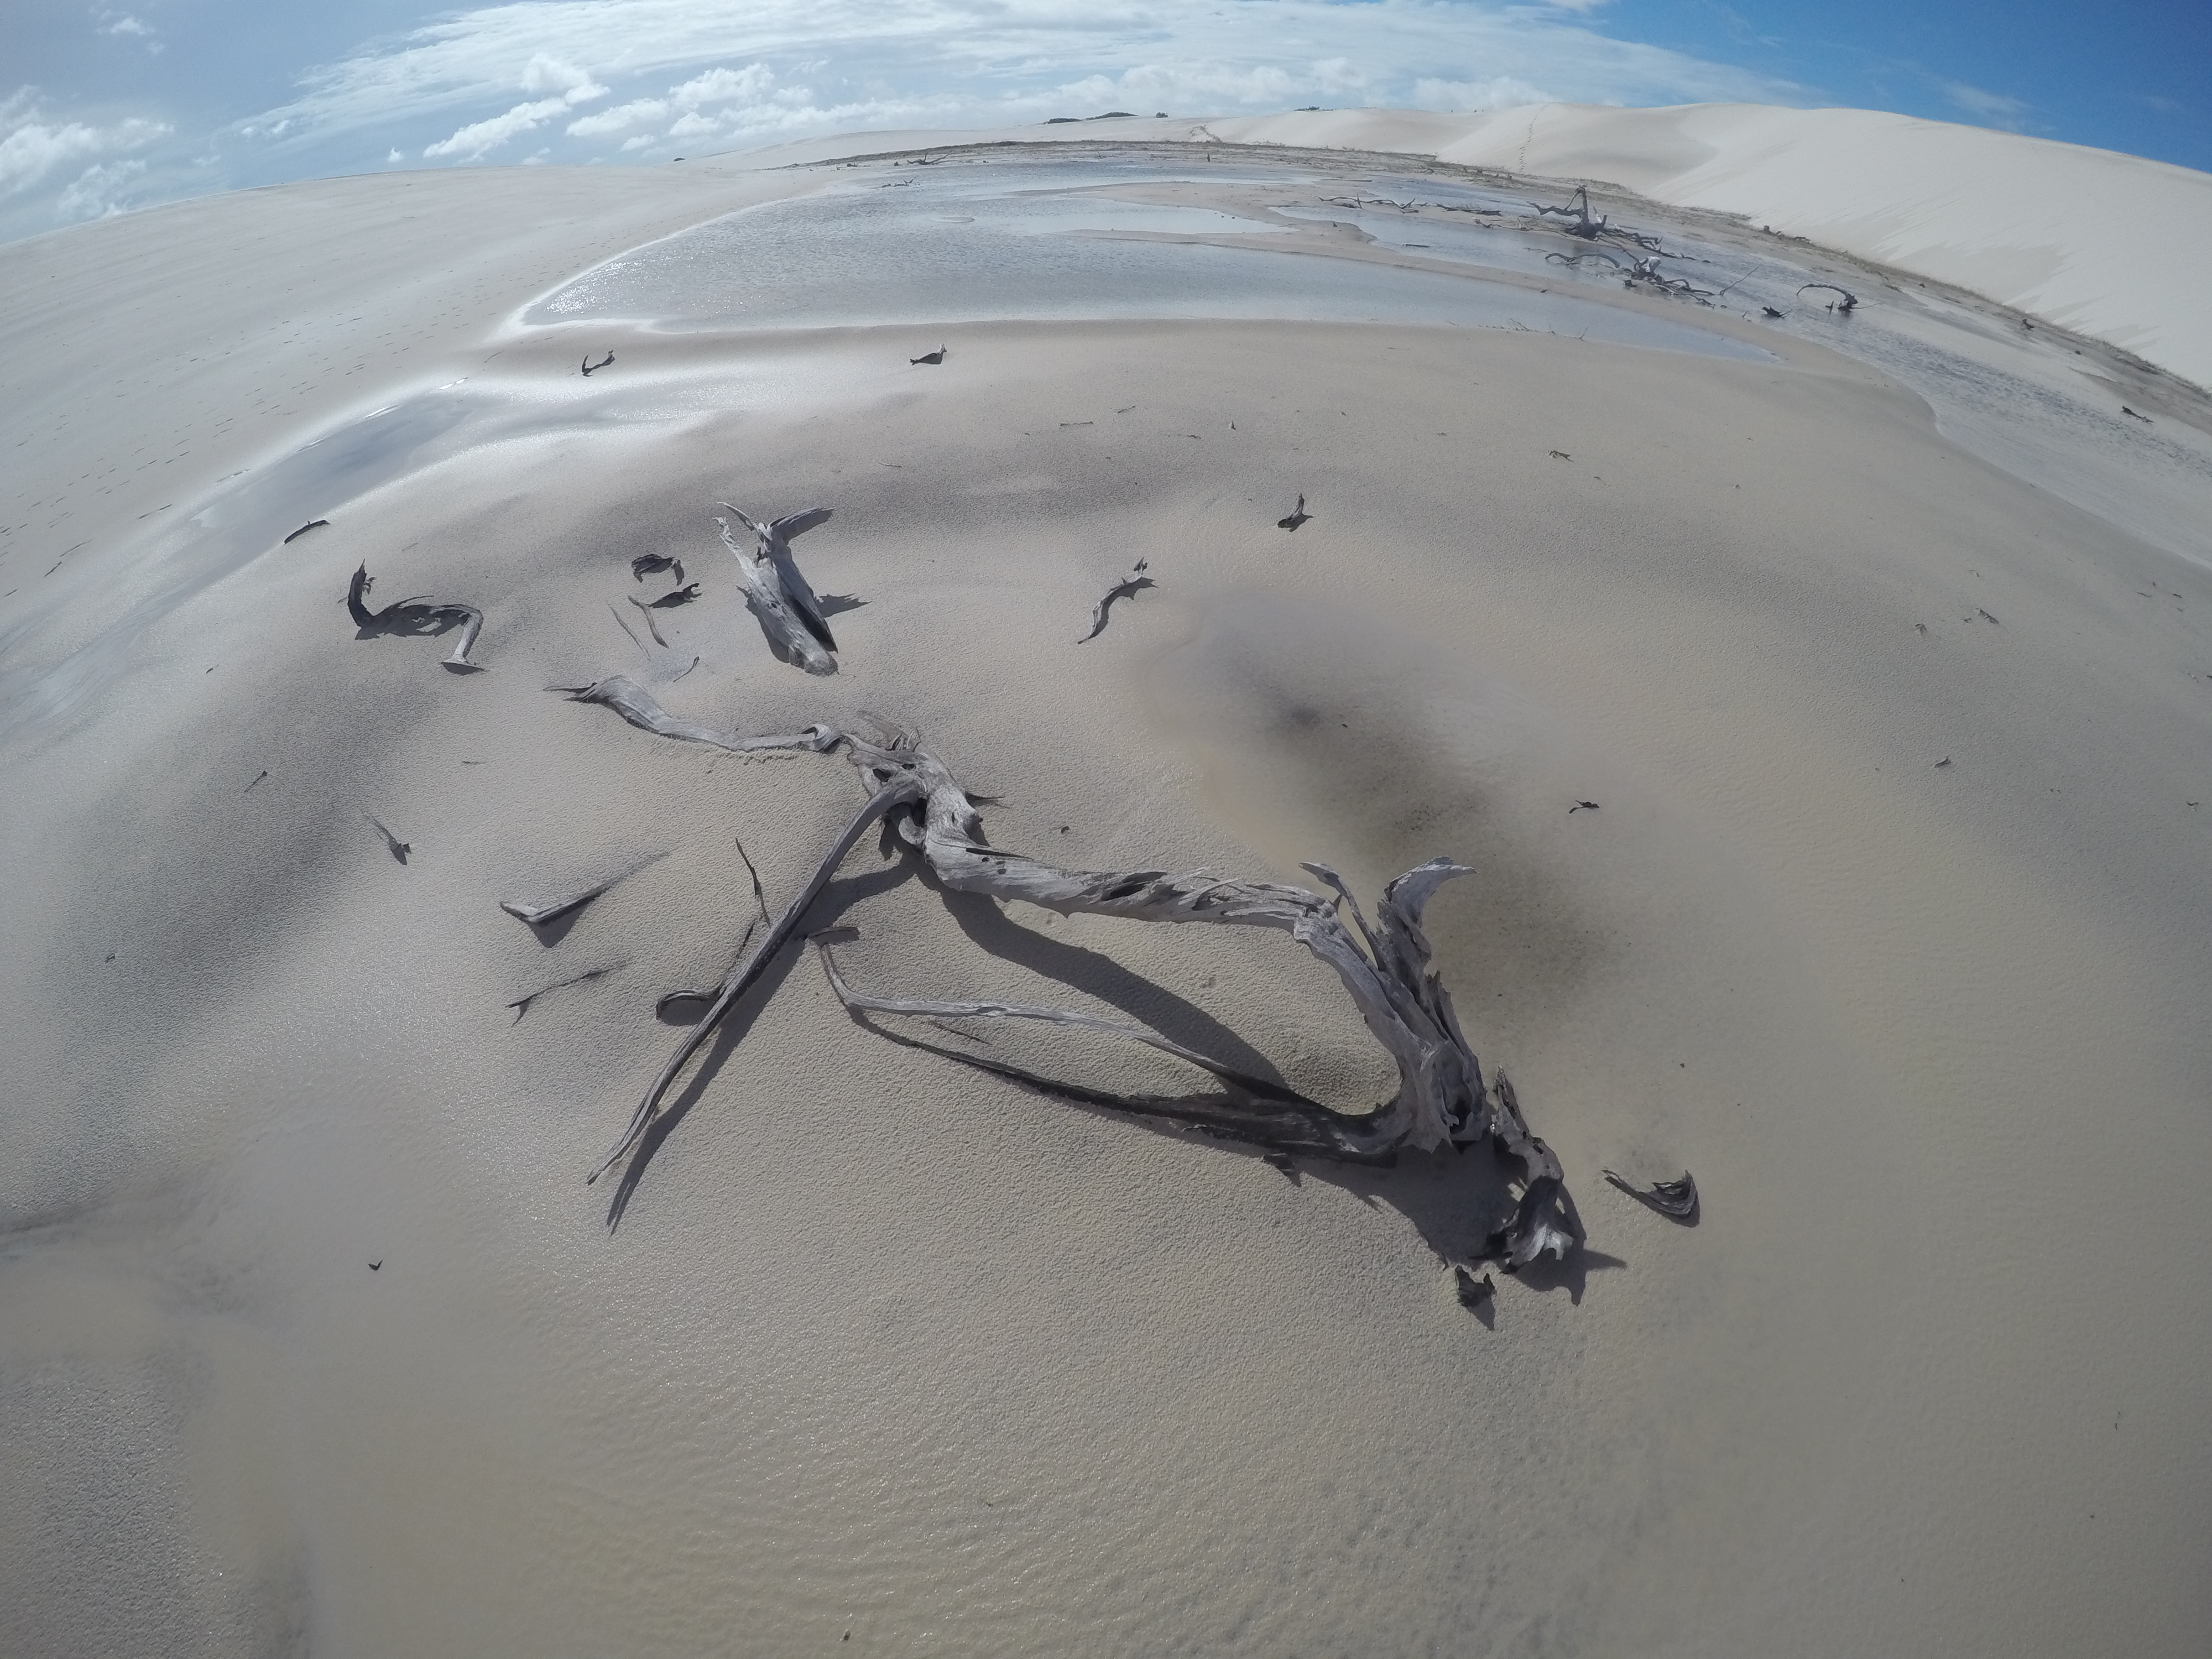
747 103 2212 391
2 117 2210 1657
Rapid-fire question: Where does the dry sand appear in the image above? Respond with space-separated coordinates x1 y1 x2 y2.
3 126 2210 1657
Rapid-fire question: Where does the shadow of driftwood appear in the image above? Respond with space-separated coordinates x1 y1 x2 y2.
843 1016 1625 1314
926 868 1286 1083
605 844 1625 1315
604 859 908 1229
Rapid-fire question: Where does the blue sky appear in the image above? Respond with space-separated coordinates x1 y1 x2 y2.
3 0 2205 241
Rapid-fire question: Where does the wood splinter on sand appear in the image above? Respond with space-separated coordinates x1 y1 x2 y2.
1079 558 1154 641
716 503 841 675
1277 495 1311 531
365 815 411 864
283 519 329 544
499 851 667 931
625 594 670 647
346 562 486 670
582 350 614 376
560 678 1579 1277
1603 1168 1699 1222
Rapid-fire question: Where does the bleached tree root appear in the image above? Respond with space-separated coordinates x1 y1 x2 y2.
567 680 1577 1269
347 562 486 670
717 504 840 674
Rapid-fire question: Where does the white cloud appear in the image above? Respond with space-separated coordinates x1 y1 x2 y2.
246 0 1794 167
1940 80 2029 129
56 157 146 219
0 95 169 200
1412 75 1551 111
422 51 608 158
424 95 571 157
568 61 780 138
100 15 153 36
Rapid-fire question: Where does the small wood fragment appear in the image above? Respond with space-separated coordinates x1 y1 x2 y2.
1079 559 1154 642
1602 1167 1699 1222
499 852 666 930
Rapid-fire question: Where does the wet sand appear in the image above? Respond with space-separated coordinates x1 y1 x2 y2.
3 134 2210 1657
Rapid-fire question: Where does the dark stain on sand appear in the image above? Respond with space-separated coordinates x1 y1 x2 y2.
1147 590 1608 1020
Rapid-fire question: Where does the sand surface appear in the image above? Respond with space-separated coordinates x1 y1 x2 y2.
3 131 2211 1657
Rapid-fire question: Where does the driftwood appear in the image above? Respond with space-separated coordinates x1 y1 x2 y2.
509 962 625 1023
1277 495 1311 531
631 554 685 583
716 504 839 674
910 345 948 365
582 350 615 376
1079 558 1154 641
346 563 485 670
365 814 411 864
1624 256 1714 303
563 682 1577 1270
554 675 844 755
1603 1168 1699 1222
1798 283 1858 314
1533 186 1662 251
500 851 666 930
284 519 329 544
625 595 669 647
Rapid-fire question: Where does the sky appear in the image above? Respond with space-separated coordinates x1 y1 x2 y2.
2 0 2206 242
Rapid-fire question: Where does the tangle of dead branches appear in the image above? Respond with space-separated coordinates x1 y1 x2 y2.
557 677 1578 1273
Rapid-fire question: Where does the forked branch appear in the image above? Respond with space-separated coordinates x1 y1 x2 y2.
565 680 1578 1269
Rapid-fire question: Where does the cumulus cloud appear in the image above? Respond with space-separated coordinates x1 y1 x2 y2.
244 0 1793 169
567 61 780 138
1 92 169 202
423 52 607 158
56 157 147 218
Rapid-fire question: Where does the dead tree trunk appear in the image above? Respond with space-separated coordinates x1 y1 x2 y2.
563 679 1577 1269
717 504 840 674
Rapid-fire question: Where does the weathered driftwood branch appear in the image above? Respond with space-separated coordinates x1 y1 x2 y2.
1079 558 1154 642
1533 186 1663 251
346 562 485 670
1603 1167 1699 1222
564 681 1577 1267
625 595 669 647
499 851 666 930
554 675 844 754
1798 282 1859 314
716 504 839 675
1277 495 1311 531
509 961 625 1023
365 814 411 864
